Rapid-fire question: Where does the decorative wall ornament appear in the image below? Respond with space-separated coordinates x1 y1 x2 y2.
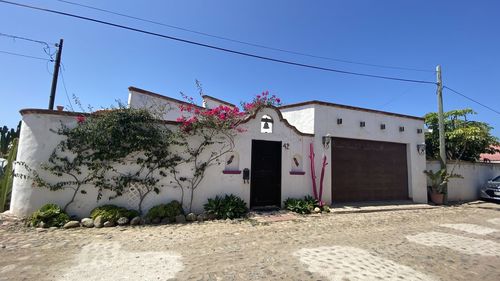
223 152 240 173
417 143 426 155
322 134 332 149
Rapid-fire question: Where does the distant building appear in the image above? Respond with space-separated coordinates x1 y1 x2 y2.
480 146 500 163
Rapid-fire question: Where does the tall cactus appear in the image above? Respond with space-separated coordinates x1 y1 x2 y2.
0 122 21 157
0 126 7 156
0 138 18 212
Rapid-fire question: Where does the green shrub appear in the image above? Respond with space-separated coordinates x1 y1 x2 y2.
204 194 248 219
29 203 70 227
90 205 139 222
145 200 184 221
284 196 319 214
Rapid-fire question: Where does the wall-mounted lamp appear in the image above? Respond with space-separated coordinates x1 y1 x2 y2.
337 118 342 125
282 143 290 150
380 124 386 130
399 126 405 132
360 121 366 127
322 134 332 149
417 143 426 155
417 128 423 134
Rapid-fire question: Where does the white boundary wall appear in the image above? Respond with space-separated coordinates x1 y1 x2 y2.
10 89 429 218
10 108 314 218
426 160 500 201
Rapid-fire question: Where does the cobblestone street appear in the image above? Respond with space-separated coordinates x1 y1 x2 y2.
1 202 499 281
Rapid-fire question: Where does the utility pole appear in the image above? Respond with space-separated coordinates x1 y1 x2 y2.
48 39 63 110
436 65 446 166
436 65 447 200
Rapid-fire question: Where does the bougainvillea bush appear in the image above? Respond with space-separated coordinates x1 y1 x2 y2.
19 85 283 216
241 91 282 114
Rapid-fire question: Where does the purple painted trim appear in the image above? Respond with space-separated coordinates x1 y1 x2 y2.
289 171 306 175
223 170 242 174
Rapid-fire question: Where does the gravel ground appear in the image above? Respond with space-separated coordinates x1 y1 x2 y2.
1 202 499 281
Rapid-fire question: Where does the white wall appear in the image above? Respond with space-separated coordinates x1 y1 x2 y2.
426 160 500 201
11 90 430 218
128 89 194 121
10 107 314 218
280 105 315 134
202 96 236 110
300 104 427 204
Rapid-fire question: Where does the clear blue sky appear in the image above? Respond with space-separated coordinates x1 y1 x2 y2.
1 0 499 136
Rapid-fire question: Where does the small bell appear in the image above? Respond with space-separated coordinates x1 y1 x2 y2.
263 121 270 129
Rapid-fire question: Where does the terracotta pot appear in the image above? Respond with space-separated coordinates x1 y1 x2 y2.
430 191 444 205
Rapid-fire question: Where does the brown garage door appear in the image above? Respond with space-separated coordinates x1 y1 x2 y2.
331 137 408 202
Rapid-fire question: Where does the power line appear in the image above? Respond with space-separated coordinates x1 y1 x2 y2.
443 86 500 116
379 73 436 108
0 32 56 59
0 1 437 85
59 67 75 111
0 49 53 61
55 0 433 73
0 32 55 47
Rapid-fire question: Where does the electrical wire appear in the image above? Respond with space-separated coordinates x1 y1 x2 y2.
0 32 56 60
0 32 54 47
443 86 500 116
379 73 436 108
55 0 433 73
0 49 53 61
0 0 437 85
59 67 75 111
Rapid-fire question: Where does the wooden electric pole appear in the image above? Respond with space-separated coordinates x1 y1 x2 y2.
436 65 446 166
48 39 63 110
436 65 447 200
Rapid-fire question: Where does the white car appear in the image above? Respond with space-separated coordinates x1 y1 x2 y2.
480 175 500 201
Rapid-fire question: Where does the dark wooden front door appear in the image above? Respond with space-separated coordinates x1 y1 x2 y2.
251 140 282 207
331 137 408 202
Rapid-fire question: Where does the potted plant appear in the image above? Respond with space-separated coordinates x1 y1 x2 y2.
423 159 462 204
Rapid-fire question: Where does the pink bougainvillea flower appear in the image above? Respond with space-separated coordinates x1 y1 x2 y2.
76 115 86 124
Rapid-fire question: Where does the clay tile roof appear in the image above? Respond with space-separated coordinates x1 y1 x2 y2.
480 146 500 162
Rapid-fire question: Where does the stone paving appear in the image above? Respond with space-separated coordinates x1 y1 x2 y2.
1 202 499 281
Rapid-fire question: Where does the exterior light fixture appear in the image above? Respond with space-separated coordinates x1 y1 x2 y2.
360 121 366 127
322 134 332 149
417 128 423 134
417 143 426 155
399 126 405 132
380 124 386 130
283 143 290 150
337 118 342 125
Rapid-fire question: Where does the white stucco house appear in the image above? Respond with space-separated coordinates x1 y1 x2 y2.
10 86 428 217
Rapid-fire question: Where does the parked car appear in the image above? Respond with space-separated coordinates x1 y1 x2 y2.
480 175 500 201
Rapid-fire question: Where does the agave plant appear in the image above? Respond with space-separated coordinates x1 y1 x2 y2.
423 159 462 194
